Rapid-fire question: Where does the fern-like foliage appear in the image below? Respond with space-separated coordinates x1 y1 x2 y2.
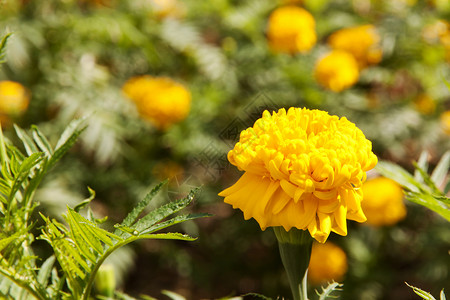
39 183 207 300
0 33 12 64
0 120 208 300
0 119 85 300
406 282 446 300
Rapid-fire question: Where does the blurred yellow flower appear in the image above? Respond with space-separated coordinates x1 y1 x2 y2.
219 108 377 243
150 0 185 19
314 50 359 92
266 6 316 54
413 94 436 115
308 242 347 285
440 110 450 135
422 20 450 44
362 177 406 226
122 75 191 130
328 25 382 69
0 80 30 125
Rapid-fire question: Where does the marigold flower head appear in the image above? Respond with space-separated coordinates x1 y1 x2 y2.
0 80 30 125
361 177 406 226
122 75 191 130
308 242 347 285
328 25 382 69
314 50 359 92
219 108 378 243
266 6 316 54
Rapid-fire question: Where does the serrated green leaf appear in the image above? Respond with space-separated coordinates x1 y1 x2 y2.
376 161 420 192
138 232 197 242
141 213 212 235
31 126 54 157
132 187 200 234
47 125 84 170
13 125 38 156
406 192 450 221
9 152 44 201
0 231 26 252
406 282 437 300
55 118 86 149
412 162 441 194
431 151 450 188
119 180 167 229
415 151 429 181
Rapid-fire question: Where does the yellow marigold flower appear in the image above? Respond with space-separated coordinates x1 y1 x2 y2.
413 94 436 115
314 50 359 92
266 6 316 54
440 110 450 135
308 242 347 285
122 75 191 130
219 108 378 243
328 25 382 69
0 80 30 125
361 177 406 226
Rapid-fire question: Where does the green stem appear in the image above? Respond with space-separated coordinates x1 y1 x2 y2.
273 227 313 300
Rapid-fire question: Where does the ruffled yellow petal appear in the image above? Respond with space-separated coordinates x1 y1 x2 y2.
219 108 377 243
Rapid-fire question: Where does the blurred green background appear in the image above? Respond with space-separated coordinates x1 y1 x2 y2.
1 0 449 299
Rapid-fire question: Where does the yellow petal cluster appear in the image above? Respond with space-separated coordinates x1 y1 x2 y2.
328 25 382 69
266 6 316 54
314 50 359 92
0 80 30 125
122 75 191 130
413 94 436 115
308 242 347 285
361 177 406 226
219 108 378 243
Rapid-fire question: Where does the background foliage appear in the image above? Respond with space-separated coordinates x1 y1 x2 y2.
1 0 449 299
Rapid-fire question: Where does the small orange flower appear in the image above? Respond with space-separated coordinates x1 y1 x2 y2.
362 177 406 226
122 75 191 130
314 50 359 92
266 6 316 54
328 25 382 69
308 242 347 285
219 108 377 243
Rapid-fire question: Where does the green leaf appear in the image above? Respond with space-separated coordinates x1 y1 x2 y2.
55 118 87 149
406 282 437 300
141 213 212 235
440 289 446 300
31 126 54 157
9 152 44 201
37 256 55 287
376 161 420 192
415 151 429 182
74 187 96 213
119 180 167 229
240 293 271 300
0 33 12 64
13 125 39 156
138 232 197 242
132 187 200 233
406 192 450 221
47 124 85 170
431 151 450 188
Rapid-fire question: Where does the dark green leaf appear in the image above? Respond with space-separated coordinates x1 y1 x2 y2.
74 187 96 213
132 187 200 234
119 180 167 229
9 153 44 201
13 125 38 156
141 213 212 235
